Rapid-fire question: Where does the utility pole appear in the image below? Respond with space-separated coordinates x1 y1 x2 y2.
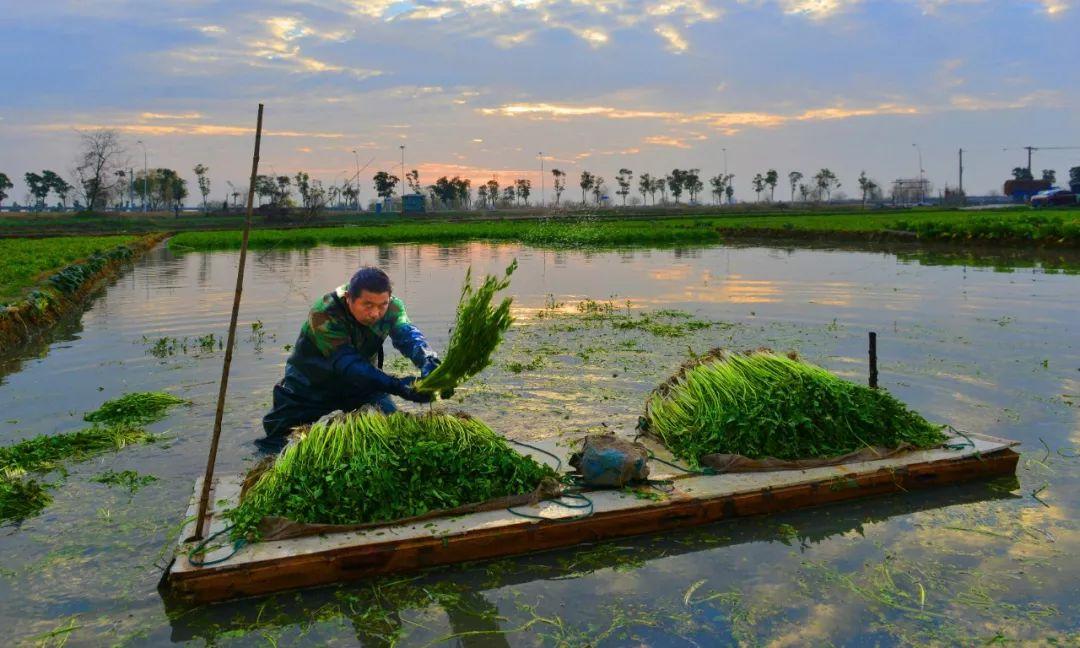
400 144 406 216
136 140 148 212
958 148 964 195
1025 146 1035 176
539 152 544 209
352 149 362 212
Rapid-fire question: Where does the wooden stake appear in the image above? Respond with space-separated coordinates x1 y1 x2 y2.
868 331 878 389
194 104 263 541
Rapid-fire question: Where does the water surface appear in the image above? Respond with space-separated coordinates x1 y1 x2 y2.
0 241 1076 645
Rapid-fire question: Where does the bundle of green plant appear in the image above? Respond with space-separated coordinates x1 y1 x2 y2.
0 473 52 524
83 391 188 426
0 425 152 474
644 350 946 464
228 410 557 540
414 260 517 395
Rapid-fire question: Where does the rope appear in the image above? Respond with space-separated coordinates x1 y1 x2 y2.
507 438 563 473
507 491 594 522
187 526 246 567
644 449 717 476
943 425 980 456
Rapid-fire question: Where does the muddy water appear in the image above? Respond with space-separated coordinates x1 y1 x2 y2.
0 241 1076 646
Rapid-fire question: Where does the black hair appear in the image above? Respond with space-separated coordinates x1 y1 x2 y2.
347 266 392 297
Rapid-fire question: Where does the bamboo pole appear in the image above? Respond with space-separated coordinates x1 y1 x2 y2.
194 104 264 541
868 331 878 389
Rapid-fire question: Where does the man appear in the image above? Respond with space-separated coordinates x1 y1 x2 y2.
259 266 443 450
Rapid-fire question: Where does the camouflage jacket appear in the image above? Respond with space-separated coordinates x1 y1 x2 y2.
281 285 435 401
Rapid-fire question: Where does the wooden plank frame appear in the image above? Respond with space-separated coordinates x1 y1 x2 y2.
164 432 1019 605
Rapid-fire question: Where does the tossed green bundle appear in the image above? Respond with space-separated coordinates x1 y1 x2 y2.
83 391 187 426
415 260 517 394
228 409 557 540
0 424 150 474
645 350 946 465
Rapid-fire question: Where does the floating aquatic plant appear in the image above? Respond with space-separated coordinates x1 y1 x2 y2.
83 391 187 426
414 261 517 395
0 391 184 525
228 409 556 540
644 350 946 464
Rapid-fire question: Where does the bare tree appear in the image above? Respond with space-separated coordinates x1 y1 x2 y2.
0 173 12 207
764 169 779 202
591 176 605 205
752 173 765 202
814 168 840 203
579 171 595 206
788 171 803 203
615 168 633 206
194 164 211 212
551 169 566 206
72 129 125 211
638 173 653 205
514 178 531 206
857 170 878 208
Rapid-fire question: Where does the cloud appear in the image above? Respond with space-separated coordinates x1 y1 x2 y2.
172 15 378 79
479 100 923 133
34 122 345 139
644 135 694 148
1039 0 1069 15
495 30 534 48
777 0 862 19
655 24 689 53
140 112 203 120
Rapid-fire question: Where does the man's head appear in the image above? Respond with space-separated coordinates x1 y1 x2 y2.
345 266 392 326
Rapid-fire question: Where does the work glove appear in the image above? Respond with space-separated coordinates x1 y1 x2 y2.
420 356 441 378
394 376 436 404
420 357 455 399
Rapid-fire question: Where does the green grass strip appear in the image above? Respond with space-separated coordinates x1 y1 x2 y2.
0 235 136 304
166 208 1080 252
228 410 557 540
645 350 946 465
415 260 517 394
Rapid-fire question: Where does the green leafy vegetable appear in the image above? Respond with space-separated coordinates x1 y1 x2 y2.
645 350 946 465
228 409 556 540
415 260 517 394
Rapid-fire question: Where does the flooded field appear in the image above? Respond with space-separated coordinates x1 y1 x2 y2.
1 241 1077 646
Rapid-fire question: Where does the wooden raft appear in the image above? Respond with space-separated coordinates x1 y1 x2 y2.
164 431 1018 604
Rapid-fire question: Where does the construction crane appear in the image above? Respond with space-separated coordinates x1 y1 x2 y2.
1002 145 1080 176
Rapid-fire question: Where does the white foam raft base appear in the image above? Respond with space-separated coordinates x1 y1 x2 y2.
164 431 1018 604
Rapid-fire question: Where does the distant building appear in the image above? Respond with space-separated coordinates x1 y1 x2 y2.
891 178 931 205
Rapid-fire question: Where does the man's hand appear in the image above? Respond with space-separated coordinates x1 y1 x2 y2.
395 376 435 403
420 356 441 378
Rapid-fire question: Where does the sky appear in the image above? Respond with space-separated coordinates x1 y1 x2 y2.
1 0 1078 205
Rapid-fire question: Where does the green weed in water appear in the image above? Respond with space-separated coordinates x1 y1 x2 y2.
644 350 946 464
0 425 151 474
0 391 184 525
0 473 52 524
90 469 159 493
83 391 187 426
228 409 557 540
415 261 517 395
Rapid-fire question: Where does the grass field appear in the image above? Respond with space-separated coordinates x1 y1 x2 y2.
0 236 137 303
168 208 1080 251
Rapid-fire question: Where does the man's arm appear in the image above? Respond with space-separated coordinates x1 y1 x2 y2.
307 298 432 402
386 297 439 371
